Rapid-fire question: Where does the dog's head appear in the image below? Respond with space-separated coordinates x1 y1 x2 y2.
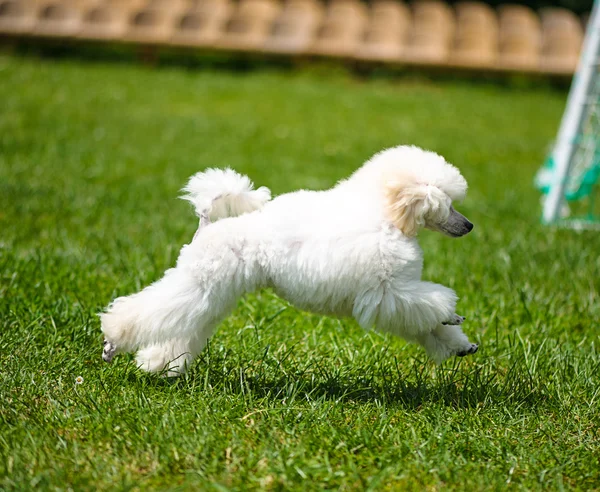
381 146 473 238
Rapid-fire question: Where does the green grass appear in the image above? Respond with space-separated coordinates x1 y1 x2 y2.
1 53 599 491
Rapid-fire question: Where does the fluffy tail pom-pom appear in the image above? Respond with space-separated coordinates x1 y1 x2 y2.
181 168 271 221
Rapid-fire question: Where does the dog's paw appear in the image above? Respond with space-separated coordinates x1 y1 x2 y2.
442 314 466 326
456 343 478 357
102 339 117 363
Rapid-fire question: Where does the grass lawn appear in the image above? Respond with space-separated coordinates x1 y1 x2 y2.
1 53 599 491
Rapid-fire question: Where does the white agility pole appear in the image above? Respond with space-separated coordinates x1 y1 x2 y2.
542 0 600 224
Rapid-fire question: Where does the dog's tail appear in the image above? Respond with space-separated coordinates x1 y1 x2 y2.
181 168 271 221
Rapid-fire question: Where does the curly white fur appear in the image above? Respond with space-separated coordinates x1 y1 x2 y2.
101 145 478 376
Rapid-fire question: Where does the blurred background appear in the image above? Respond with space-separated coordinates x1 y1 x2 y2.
0 0 594 76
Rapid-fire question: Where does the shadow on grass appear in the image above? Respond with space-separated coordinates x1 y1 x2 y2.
147 344 558 411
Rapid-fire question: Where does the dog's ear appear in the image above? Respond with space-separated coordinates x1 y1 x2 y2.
385 182 448 237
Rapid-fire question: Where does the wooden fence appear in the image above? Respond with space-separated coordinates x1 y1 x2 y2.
0 0 586 75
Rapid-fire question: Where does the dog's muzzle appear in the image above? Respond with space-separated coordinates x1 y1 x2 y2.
437 206 473 237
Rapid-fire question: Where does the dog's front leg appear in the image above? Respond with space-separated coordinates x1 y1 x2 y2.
442 314 466 325
417 324 478 364
362 280 459 333
364 281 477 363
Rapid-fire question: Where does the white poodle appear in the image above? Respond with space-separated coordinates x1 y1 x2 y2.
101 145 478 376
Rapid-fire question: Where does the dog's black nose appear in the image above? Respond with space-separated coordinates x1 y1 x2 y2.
465 221 474 232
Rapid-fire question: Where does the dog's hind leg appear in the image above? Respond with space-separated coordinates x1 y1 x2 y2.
100 243 248 366
135 335 206 377
102 339 117 363
100 270 227 357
